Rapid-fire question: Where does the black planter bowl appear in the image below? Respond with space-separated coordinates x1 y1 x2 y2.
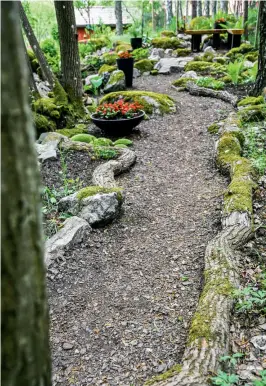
91 111 145 136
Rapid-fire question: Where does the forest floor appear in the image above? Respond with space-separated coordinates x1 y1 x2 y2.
45 74 234 386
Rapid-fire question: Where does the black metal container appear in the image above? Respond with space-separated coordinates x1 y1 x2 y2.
116 57 134 87
130 37 142 50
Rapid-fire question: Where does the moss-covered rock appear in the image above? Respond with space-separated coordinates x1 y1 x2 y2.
115 44 132 52
33 112 57 134
103 70 125 93
71 134 97 143
207 122 220 134
219 75 233 84
134 59 154 73
94 137 113 147
226 43 255 60
113 138 133 146
56 127 88 138
237 96 264 107
237 104 266 123
89 37 110 50
185 60 226 75
150 69 159 76
161 30 176 37
76 186 123 202
144 364 182 385
173 48 191 57
98 64 116 75
172 77 195 87
132 48 149 60
152 37 181 49
100 91 176 115
33 97 61 120
102 52 118 65
213 57 227 65
244 51 258 62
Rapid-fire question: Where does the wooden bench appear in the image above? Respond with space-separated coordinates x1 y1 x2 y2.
185 29 244 52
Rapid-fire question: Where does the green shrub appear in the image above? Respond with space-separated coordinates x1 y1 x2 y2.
132 48 149 60
151 37 181 49
41 38 58 57
79 42 96 58
134 59 154 73
71 134 96 143
227 60 245 85
189 16 212 30
90 37 111 50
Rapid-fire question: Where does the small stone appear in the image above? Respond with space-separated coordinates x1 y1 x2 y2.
63 342 74 350
250 335 266 351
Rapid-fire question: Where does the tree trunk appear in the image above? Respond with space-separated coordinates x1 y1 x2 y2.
212 0 217 16
54 1 83 106
19 1 54 87
115 0 123 35
252 0 266 96
1 2 51 386
221 0 228 13
243 0 249 40
191 1 197 18
22 35 39 96
176 0 179 32
186 0 189 18
166 0 173 26
198 0 203 16
205 0 210 17
179 1 183 20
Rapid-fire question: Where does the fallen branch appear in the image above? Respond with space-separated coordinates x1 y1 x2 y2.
186 82 238 106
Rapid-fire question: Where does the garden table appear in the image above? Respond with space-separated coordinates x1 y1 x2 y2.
185 28 244 52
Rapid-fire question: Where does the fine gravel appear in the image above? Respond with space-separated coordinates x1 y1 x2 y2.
47 74 233 386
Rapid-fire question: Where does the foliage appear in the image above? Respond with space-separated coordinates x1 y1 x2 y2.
98 64 116 75
95 99 143 119
242 124 266 175
118 51 132 59
151 37 181 49
196 77 225 90
102 52 118 65
84 75 103 95
227 60 244 85
134 59 154 73
79 42 96 58
211 353 244 386
190 16 212 30
127 20 142 38
113 138 133 146
132 48 149 60
252 370 266 386
40 38 58 57
161 30 176 37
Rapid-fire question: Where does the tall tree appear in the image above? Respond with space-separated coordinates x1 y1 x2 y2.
198 0 202 16
212 0 217 16
166 0 173 26
22 36 40 96
243 0 249 40
204 0 210 17
115 0 123 35
191 0 197 18
252 0 266 96
19 1 55 87
1 2 51 386
221 0 228 13
54 1 83 106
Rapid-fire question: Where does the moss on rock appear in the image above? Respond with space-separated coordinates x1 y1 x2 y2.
244 51 258 62
113 138 133 146
134 59 154 73
71 134 97 143
151 37 181 49
100 91 176 115
102 52 118 65
226 43 254 60
33 112 56 134
77 186 123 202
185 61 226 75
237 104 266 123
150 69 159 76
56 126 88 138
219 75 233 84
144 364 182 385
172 77 195 87
33 97 61 120
98 64 116 75
237 96 264 107
173 48 191 57
207 122 220 134
161 30 176 37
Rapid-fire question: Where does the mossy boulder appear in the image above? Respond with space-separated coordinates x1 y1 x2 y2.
150 69 159 76
244 51 258 62
94 137 113 147
237 104 266 123
56 126 88 138
151 37 181 49
161 30 176 37
213 57 227 65
185 60 226 75
173 48 191 57
103 70 125 93
226 43 255 61
100 91 176 115
132 48 149 60
102 52 118 65
33 97 61 120
76 186 123 202
98 64 116 75
116 44 132 52
172 77 195 87
33 112 57 134
219 75 233 84
71 134 97 143
134 59 154 73
113 138 133 146
207 122 220 134
237 96 264 107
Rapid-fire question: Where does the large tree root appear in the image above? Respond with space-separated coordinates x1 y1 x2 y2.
151 113 257 386
186 82 238 106
92 148 137 187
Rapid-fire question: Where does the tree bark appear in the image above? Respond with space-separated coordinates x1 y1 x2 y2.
243 0 249 40
19 1 54 87
186 82 238 106
115 0 123 35
1 2 51 386
221 0 229 13
212 0 217 16
54 1 83 104
198 0 203 16
191 1 197 18
22 35 39 96
166 0 174 26
252 0 266 96
205 0 210 17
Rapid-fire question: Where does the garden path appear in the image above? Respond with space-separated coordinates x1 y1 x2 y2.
48 74 233 386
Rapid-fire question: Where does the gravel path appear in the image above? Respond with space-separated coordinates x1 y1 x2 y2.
48 74 233 386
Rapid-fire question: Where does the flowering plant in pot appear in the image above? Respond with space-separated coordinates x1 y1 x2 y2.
91 99 145 135
116 51 134 87
214 17 227 29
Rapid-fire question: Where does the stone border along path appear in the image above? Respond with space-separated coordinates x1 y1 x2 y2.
48 74 235 386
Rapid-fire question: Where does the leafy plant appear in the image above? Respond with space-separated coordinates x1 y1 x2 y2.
233 275 266 314
252 370 266 386
220 353 244 368
243 125 266 175
128 20 142 38
95 100 143 119
211 371 239 386
84 75 103 96
227 60 244 85
41 38 58 57
196 77 225 90
132 48 149 60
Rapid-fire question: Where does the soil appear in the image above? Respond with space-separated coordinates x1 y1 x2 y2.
47 74 234 386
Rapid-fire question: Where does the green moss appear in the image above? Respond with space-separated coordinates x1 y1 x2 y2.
151 37 181 49
224 178 254 214
77 186 123 202
220 75 233 84
185 61 226 75
33 112 56 134
172 77 195 87
161 30 176 37
102 52 118 65
89 37 110 50
244 51 258 62
100 91 175 115
71 134 97 143
132 48 149 60
150 69 159 75
226 43 254 60
94 137 113 146
98 64 116 75
107 70 125 85
33 97 61 119
173 48 191 57
31 58 39 72
56 127 88 138
116 44 132 52
237 96 264 107
217 133 242 169
113 138 133 146
27 50 36 61
144 364 182 385
214 57 227 65
237 104 266 123
134 59 154 73
207 122 220 134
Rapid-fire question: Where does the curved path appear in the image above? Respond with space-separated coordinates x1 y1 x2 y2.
48 74 232 386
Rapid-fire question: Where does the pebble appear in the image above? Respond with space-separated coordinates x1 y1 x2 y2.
63 342 74 350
